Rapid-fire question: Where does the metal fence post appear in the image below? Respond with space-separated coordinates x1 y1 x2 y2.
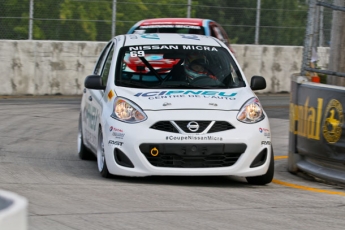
312 3 320 48
187 0 191 18
29 0 34 40
319 5 324 46
301 0 316 76
112 0 117 38
255 0 261 44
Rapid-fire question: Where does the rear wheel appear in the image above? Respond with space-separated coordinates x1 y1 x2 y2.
246 148 274 185
78 114 95 160
97 127 111 178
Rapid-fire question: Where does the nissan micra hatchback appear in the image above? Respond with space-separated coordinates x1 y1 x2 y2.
78 33 274 185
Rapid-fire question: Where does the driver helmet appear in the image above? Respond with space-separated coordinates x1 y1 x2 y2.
184 53 209 81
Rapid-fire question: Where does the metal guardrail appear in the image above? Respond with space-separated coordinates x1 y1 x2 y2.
304 67 345 78
288 76 345 186
317 1 345 12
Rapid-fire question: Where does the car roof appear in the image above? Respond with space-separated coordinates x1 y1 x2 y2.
121 33 222 47
136 18 210 26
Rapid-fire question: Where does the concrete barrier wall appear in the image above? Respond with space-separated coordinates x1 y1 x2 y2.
0 40 330 95
0 40 105 95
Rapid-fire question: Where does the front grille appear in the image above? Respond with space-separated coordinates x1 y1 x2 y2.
208 121 235 133
150 121 235 133
140 143 246 168
150 121 179 133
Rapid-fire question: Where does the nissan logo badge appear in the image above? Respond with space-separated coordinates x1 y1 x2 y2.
187 121 199 132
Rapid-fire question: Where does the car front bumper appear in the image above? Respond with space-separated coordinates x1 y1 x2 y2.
103 110 272 177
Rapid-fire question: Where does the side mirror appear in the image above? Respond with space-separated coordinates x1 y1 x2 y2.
250 76 266 90
84 75 105 90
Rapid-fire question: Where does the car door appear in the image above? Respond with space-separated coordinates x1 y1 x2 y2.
82 41 114 151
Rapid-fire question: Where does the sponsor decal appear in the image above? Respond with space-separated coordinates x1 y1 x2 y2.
140 25 201 30
166 135 223 141
134 90 237 100
108 89 115 101
140 25 174 29
261 141 271 145
130 45 178 51
180 34 200 40
140 34 159 40
112 132 125 139
83 103 98 130
288 96 345 144
322 99 344 144
259 127 270 138
290 97 323 140
259 127 269 133
109 126 124 132
129 45 218 51
108 140 123 146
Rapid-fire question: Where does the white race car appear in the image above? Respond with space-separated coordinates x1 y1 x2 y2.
78 33 274 185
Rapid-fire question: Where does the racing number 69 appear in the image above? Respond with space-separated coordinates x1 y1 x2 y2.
130 51 145 57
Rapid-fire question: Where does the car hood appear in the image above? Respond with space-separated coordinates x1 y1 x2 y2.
114 87 255 111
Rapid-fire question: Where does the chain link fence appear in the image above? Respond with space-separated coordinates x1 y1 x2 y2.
302 0 345 86
0 0 308 45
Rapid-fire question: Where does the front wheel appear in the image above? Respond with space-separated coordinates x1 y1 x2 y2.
97 127 111 178
246 148 274 185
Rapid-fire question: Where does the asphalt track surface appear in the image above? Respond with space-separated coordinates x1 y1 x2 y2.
1 94 345 230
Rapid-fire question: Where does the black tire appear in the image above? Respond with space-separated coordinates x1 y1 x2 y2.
246 148 274 185
78 114 95 160
97 127 111 178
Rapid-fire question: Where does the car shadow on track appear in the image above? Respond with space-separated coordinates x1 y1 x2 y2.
104 174 265 188
76 158 270 187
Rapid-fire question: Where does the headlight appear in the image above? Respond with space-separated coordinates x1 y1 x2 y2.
111 97 147 123
237 97 265 123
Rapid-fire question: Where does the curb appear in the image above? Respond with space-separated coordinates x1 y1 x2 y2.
0 190 28 230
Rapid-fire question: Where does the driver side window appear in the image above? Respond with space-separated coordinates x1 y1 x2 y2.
100 45 114 87
94 42 112 75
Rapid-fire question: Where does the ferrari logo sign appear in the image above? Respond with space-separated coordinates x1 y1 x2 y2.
322 99 344 144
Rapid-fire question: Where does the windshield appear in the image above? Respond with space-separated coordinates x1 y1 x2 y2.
115 44 245 89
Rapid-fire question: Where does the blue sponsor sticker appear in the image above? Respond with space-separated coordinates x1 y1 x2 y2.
140 34 159 40
180 34 200 40
134 90 237 97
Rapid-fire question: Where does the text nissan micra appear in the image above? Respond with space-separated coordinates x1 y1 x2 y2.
78 33 274 185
